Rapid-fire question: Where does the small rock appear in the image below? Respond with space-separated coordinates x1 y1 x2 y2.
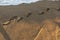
17 17 23 22
3 21 11 25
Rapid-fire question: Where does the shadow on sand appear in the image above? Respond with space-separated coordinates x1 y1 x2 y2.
0 23 11 40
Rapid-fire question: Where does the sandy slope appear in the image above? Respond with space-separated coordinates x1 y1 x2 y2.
0 1 60 40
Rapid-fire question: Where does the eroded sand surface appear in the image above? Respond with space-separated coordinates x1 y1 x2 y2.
0 1 60 40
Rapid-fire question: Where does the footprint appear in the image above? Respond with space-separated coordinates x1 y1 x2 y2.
26 12 32 17
38 12 44 15
46 8 50 11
